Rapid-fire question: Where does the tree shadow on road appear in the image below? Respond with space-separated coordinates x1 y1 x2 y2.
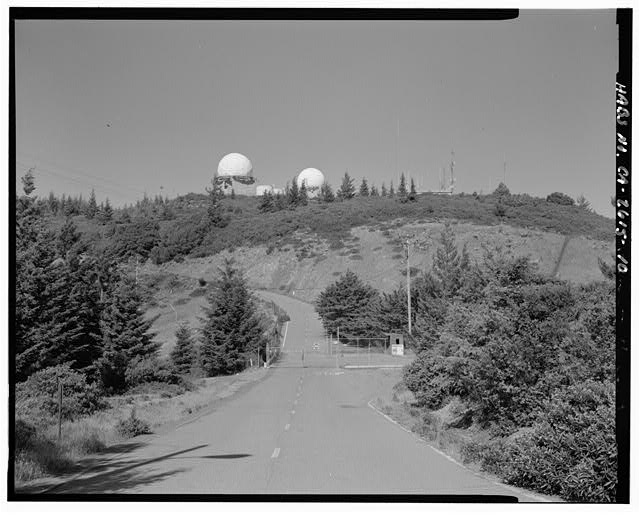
21 444 209 495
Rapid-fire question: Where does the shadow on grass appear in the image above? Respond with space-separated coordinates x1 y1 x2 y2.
26 444 209 494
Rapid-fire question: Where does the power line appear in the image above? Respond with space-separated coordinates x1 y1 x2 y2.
16 153 149 195
15 161 141 203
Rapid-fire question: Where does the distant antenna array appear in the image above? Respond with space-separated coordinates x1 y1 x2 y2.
430 150 455 195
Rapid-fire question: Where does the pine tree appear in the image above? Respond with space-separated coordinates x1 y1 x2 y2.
63 195 75 217
22 168 36 196
381 182 388 197
230 188 236 199
200 260 267 376
288 178 300 207
338 172 356 200
98 276 159 391
389 181 395 197
57 217 81 259
97 199 113 223
494 182 511 197
298 181 309 206
398 173 408 202
171 322 195 375
258 191 275 213
409 178 417 201
274 192 286 211
432 224 469 297
86 189 98 219
370 185 379 197
47 191 59 214
320 181 335 202
576 194 592 211
205 180 227 227
359 178 369 197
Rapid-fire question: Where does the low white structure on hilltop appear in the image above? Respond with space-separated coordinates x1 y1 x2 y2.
256 185 285 196
296 168 325 198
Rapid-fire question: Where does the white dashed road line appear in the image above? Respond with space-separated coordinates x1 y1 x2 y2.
284 424 290 431
271 448 280 459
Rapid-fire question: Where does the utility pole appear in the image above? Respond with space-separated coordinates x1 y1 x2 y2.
503 154 507 184
396 118 400 186
405 239 412 336
57 377 63 441
399 232 431 336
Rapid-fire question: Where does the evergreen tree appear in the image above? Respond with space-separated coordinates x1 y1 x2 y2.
398 173 408 202
15 172 103 379
57 217 81 259
258 191 275 213
409 178 417 201
338 172 356 200
59 194 67 215
205 180 227 227
381 182 388 197
200 260 267 376
98 276 159 391
320 181 335 203
86 189 98 219
298 181 309 206
432 224 470 297
230 188 236 199
274 192 286 211
494 182 511 198
63 195 75 217
171 322 195 375
389 181 395 197
315 270 380 337
359 178 369 197
287 178 300 207
47 191 59 214
21 168 36 196
370 184 379 197
576 194 592 211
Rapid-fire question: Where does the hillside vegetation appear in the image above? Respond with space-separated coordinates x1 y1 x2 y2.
315 225 616 502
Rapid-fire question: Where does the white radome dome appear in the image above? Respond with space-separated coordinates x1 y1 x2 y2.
216 152 253 179
296 168 325 197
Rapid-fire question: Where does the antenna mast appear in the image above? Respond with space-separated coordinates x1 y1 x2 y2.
450 150 456 192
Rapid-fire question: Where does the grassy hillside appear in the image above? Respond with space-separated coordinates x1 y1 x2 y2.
141 219 613 354
172 192 613 258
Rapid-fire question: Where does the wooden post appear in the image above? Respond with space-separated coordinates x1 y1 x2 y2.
406 242 412 336
57 380 63 441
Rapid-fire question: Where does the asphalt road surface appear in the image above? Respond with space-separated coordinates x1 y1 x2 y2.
51 291 547 500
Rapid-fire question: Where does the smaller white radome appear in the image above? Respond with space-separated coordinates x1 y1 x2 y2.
296 168 325 197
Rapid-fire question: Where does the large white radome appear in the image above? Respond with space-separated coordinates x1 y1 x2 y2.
296 168 325 197
216 153 253 179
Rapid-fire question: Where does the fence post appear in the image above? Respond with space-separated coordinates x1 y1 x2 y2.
57 379 63 442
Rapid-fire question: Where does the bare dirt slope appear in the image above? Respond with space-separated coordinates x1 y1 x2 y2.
142 221 613 354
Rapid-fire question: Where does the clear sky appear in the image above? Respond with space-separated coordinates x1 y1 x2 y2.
15 10 617 215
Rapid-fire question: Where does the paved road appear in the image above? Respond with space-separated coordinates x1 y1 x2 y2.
51 291 546 500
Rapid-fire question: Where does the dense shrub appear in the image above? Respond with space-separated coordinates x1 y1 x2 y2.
546 191 575 206
115 408 151 438
125 356 182 388
15 419 37 451
396 228 616 501
16 365 107 423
